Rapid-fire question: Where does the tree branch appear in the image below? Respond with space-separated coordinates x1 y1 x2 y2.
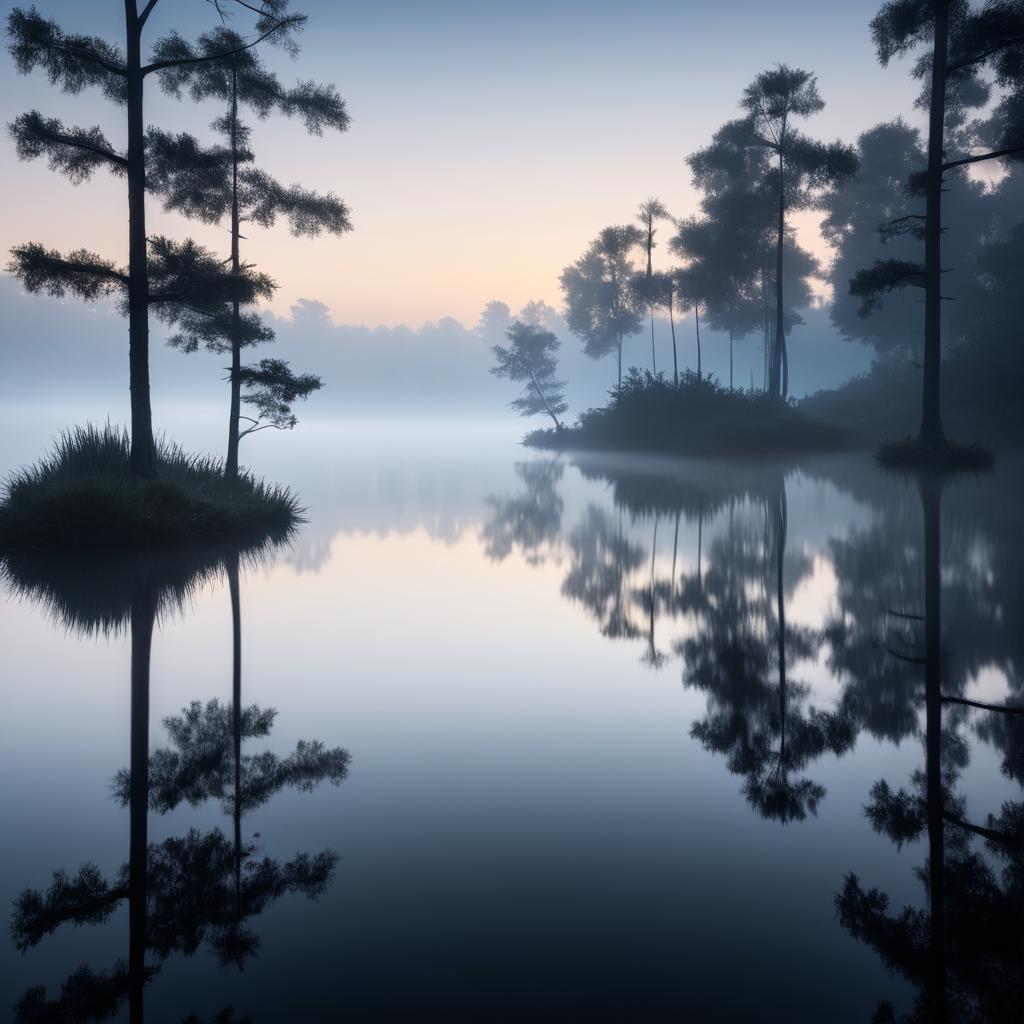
142 15 304 76
946 35 1024 74
139 0 162 31
943 145 1024 171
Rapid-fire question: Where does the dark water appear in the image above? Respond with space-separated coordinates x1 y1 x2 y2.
1 422 1021 1022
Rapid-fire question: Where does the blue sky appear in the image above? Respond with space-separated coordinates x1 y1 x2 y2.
0 1 923 325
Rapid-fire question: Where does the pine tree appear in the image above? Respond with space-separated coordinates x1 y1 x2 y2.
146 14 350 477
740 66 858 399
6 1 310 477
859 0 1024 453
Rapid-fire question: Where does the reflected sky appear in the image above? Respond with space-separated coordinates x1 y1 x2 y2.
1 424 1020 1021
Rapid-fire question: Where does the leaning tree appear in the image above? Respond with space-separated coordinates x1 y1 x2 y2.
491 319 568 431
6 1 311 477
146 15 350 477
560 225 645 388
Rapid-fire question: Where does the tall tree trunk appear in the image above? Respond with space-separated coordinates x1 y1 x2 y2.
128 586 155 1024
225 63 243 480
920 473 946 1017
669 293 678 387
729 327 734 390
616 338 622 388
695 303 702 383
125 4 156 478
920 0 949 448
650 309 656 373
773 148 786 400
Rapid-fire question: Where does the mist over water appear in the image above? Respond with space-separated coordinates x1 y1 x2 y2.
2 420 1019 1021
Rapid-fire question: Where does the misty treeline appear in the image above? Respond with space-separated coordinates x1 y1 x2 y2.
6 0 349 478
498 0 1023 456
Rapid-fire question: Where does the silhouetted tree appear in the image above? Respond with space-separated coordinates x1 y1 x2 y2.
739 65 858 399
561 225 645 387
634 197 670 373
6 1 308 477
491 320 568 430
147 15 349 477
860 0 1024 452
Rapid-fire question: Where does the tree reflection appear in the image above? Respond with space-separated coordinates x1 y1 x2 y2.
680 481 855 822
4 541 348 1023
481 459 564 565
835 473 1024 1024
562 505 645 640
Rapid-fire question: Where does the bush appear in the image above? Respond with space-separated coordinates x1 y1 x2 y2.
526 369 854 456
0 423 301 550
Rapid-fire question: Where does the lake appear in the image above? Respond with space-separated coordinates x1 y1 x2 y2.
1 419 1020 1022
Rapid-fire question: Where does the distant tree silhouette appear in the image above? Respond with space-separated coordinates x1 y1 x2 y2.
739 65 858 399
561 225 645 387
633 197 670 373
490 320 568 430
684 117 817 392
860 0 1024 453
6 1 309 477
146 14 349 477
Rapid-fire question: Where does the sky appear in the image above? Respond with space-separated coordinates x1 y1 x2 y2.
0 0 925 328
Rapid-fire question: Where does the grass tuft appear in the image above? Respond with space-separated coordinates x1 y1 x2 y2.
0 423 302 550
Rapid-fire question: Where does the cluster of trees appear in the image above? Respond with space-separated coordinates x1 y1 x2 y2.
559 66 856 402
7 1 350 478
499 0 1024 456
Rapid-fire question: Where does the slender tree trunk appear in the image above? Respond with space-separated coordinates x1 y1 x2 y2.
729 328 734 390
920 473 946 1018
616 337 622 388
528 367 562 430
669 294 678 387
920 0 949 448
650 309 656 373
128 586 155 1024
125 4 156 478
695 303 702 383
773 148 786 400
225 63 243 480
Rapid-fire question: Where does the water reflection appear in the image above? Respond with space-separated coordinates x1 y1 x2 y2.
836 473 1024 1024
4 542 349 1022
482 450 1024 1016
4 436 1024 1020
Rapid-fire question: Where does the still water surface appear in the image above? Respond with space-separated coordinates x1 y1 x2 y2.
1 421 1020 1022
